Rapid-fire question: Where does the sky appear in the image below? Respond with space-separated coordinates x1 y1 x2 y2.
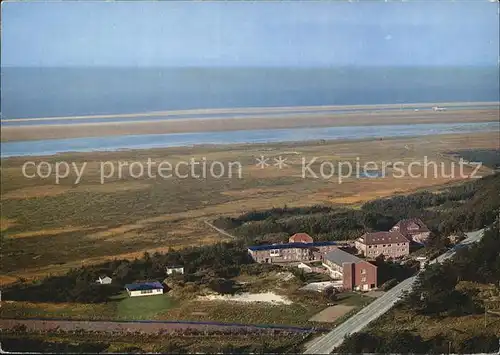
1 1 499 67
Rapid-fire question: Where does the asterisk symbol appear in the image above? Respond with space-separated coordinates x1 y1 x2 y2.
273 156 288 169
256 155 270 169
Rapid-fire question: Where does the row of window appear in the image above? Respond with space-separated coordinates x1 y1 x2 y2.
368 243 406 248
368 248 406 254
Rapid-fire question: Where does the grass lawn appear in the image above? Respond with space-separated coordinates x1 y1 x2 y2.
114 292 178 320
336 292 373 307
1 293 178 321
0 301 115 320
155 300 326 327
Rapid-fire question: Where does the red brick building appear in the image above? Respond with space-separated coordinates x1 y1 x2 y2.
322 248 377 291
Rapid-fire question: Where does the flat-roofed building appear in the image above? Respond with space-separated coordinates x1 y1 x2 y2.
323 249 377 291
125 281 164 297
248 241 337 263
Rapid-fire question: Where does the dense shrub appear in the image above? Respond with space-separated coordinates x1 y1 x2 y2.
217 174 500 245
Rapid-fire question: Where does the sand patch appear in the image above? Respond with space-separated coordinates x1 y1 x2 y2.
0 218 17 232
330 190 401 204
2 107 498 142
221 187 290 197
198 292 292 305
1 185 71 200
7 226 99 239
1 182 148 201
300 281 344 293
308 305 355 323
88 224 145 240
0 275 20 287
75 181 150 193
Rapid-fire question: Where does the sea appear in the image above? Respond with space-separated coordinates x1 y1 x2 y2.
2 66 499 119
1 66 499 157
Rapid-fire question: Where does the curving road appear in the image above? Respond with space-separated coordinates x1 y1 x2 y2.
304 229 485 354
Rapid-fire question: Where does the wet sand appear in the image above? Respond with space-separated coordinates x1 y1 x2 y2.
2 107 498 142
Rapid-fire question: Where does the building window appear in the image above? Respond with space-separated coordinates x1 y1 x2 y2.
140 289 153 294
270 249 280 257
361 277 366 282
361 269 366 274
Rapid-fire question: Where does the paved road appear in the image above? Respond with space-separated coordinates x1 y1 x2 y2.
304 229 485 354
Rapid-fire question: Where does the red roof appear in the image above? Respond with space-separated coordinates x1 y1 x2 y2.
359 231 409 245
289 233 314 244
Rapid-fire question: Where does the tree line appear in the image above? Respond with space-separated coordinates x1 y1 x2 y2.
3 241 253 303
214 173 500 245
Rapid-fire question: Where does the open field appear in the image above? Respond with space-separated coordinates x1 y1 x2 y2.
1 132 498 283
309 305 355 323
0 294 364 327
1 330 306 353
1 107 498 142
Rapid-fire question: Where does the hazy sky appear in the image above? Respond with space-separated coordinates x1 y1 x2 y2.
2 1 499 67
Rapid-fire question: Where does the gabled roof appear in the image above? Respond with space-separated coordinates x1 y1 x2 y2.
289 233 314 243
391 218 429 237
359 231 409 245
324 248 363 266
248 241 336 252
125 281 163 291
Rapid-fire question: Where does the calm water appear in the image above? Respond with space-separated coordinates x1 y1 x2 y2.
2 122 498 157
2 66 499 119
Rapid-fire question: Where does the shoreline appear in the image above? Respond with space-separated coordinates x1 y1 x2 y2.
1 108 498 143
3 101 499 122
2 130 498 161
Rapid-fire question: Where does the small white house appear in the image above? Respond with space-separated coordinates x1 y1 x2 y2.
166 266 184 275
125 281 164 297
96 276 112 285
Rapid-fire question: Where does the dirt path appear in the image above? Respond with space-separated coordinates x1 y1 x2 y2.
204 220 237 239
